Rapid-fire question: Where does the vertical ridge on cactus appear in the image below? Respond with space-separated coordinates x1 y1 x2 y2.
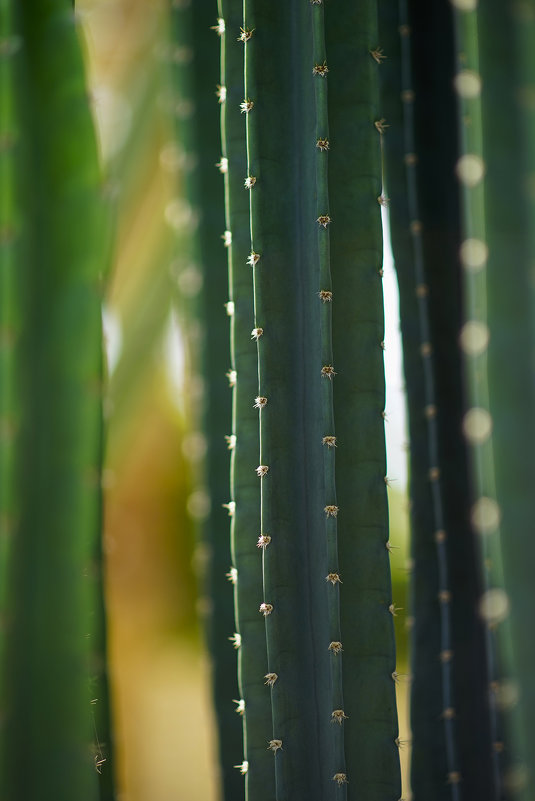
241 2 338 798
311 0 347 792
451 5 511 798
218 1 273 798
325 1 401 798
170 2 242 798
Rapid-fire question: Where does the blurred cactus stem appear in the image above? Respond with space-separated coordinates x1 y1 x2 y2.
454 1 535 797
0 2 111 799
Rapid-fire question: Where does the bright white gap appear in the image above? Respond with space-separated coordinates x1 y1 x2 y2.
382 207 408 490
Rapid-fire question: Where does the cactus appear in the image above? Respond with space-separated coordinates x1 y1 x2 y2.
204 1 535 799
0 2 111 799
209 2 401 799
5 1 535 800
379 1 496 797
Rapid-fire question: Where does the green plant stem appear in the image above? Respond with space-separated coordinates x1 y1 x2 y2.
242 3 336 798
1 3 105 798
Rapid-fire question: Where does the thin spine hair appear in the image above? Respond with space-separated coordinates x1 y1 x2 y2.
311 0 348 791
398 1 461 794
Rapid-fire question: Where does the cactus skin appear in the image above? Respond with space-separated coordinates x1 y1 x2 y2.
325 3 400 799
0 2 107 799
377 2 497 799
311 1 347 795
242 3 335 798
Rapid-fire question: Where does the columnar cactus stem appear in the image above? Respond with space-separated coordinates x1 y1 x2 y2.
1 3 106 798
453 1 535 794
450 5 511 797
395 5 461 797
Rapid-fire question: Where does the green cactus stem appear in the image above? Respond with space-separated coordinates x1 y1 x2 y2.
242 2 343 798
376 1 498 798
0 0 22 678
311 0 347 793
1 2 107 799
451 4 515 799
453 1 535 796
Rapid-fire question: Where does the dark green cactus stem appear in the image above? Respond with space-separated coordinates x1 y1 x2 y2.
377 1 501 797
311 0 347 792
451 4 514 799
325 2 400 798
453 1 535 796
169 4 242 799
1 2 107 799
241 2 345 798
396 11 462 794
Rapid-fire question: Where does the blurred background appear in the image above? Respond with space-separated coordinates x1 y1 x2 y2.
77 2 411 799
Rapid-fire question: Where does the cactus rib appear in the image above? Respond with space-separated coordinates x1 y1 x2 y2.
311 0 347 791
325 1 401 797
218 1 273 797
